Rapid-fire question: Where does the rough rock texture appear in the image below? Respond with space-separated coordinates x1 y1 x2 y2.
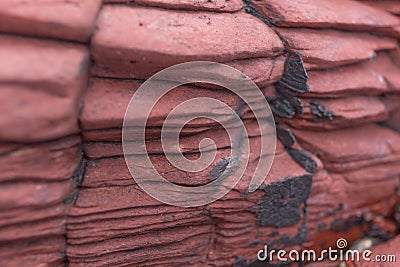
251 0 400 35
275 28 397 70
105 0 244 12
1 0 400 267
0 136 83 267
304 54 397 98
0 35 89 143
0 0 102 42
91 5 284 79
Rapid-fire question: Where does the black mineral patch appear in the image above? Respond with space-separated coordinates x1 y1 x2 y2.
310 100 333 121
286 148 317 173
275 84 304 114
267 96 295 118
276 126 296 147
268 205 308 248
266 52 309 120
209 157 230 181
255 175 312 227
330 215 365 232
268 230 279 237
275 52 309 94
243 0 281 26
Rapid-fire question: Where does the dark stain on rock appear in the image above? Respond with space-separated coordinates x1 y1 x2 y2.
268 230 280 237
268 204 309 249
249 240 262 247
286 148 317 173
276 52 309 95
331 214 393 241
393 202 400 226
239 202 310 266
255 175 312 227
243 0 281 27
209 157 230 181
365 230 392 242
310 100 333 121
325 203 344 216
276 126 296 147
330 215 365 232
267 52 308 119
267 96 295 118
275 84 304 114
65 156 86 205
72 156 86 185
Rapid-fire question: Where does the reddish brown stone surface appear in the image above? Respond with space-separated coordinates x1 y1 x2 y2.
251 0 400 34
1 0 400 266
361 0 400 16
0 0 102 42
0 137 82 267
284 96 390 130
293 124 400 172
275 28 397 69
0 136 81 181
67 140 312 266
305 52 400 98
91 5 284 79
0 35 89 143
105 0 243 12
386 107 400 132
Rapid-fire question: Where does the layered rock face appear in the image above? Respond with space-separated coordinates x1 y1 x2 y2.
0 0 400 267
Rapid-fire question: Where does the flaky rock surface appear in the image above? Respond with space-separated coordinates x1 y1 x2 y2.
1 0 400 266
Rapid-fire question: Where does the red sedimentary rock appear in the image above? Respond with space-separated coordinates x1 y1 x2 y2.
0 35 89 143
0 0 102 42
0 0 400 266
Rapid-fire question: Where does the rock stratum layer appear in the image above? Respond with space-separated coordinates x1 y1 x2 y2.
0 0 400 267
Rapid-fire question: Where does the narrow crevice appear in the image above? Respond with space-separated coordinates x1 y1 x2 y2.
243 0 318 175
63 3 103 266
104 1 243 14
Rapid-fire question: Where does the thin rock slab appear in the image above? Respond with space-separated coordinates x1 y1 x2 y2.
0 180 75 264
0 236 66 267
67 145 312 266
304 52 400 98
292 124 400 173
0 35 89 143
104 0 243 12
0 0 102 42
305 61 388 98
0 136 82 266
284 96 390 130
275 28 397 70
251 0 400 35
91 5 284 79
83 118 269 158
360 0 400 16
80 78 275 142
81 78 242 131
0 136 82 182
